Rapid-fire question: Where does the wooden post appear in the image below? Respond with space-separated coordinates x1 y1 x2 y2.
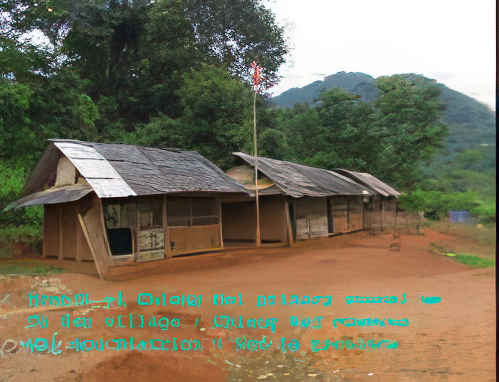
42 205 48 258
347 198 350 231
78 213 103 278
360 196 366 229
164 196 172 257
58 204 63 261
97 198 113 261
285 198 293 246
189 197 192 226
136 201 140 258
76 203 81 262
218 197 224 248
381 199 385 231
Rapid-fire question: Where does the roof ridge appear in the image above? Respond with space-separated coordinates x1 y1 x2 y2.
48 138 192 154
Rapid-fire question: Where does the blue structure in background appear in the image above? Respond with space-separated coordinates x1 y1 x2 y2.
449 211 471 223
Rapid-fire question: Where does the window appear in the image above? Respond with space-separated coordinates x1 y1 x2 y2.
191 197 218 226
167 197 218 226
107 228 133 256
167 198 190 227
103 202 136 229
138 199 163 229
103 202 136 256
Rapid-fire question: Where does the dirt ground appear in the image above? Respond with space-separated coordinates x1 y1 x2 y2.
0 230 495 382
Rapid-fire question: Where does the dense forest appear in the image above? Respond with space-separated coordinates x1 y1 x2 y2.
0 0 495 248
270 72 496 220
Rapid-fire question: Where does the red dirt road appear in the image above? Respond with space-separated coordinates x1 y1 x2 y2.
0 230 495 381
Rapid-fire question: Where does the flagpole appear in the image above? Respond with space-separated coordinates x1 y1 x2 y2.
253 88 261 247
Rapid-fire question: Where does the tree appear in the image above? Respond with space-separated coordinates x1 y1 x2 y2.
374 74 448 188
176 64 255 168
182 0 289 90
0 80 38 162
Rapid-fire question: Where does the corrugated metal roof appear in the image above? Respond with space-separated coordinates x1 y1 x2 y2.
53 141 136 198
50 140 248 197
233 153 371 198
5 185 93 210
333 169 400 197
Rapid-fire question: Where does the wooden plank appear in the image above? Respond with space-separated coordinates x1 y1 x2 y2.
285 199 293 246
189 197 192 226
61 203 78 260
164 196 172 257
381 198 385 230
58 204 63 261
136 201 140 256
42 205 48 258
217 198 224 248
76 202 80 262
77 194 111 278
43 204 59 258
98 198 114 259
169 225 220 252
347 198 350 231
78 213 104 278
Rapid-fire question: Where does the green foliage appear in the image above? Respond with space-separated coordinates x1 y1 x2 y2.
470 200 496 223
258 129 289 160
271 71 496 200
125 114 186 149
453 254 495 268
0 263 63 275
176 64 255 168
0 225 42 246
267 78 448 191
0 160 43 244
0 80 37 162
400 188 494 222
373 74 448 188
183 0 288 90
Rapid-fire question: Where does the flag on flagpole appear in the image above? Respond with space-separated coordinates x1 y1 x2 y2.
250 60 262 246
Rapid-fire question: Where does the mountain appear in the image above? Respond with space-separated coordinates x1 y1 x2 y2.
270 71 496 157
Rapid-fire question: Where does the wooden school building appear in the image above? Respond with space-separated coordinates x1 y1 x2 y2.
7 139 249 278
333 169 400 231
223 153 374 244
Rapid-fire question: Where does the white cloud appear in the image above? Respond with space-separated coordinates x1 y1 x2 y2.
267 0 496 109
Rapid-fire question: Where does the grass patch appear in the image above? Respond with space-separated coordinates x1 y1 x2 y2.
428 243 495 268
0 262 64 276
428 219 496 247
453 254 495 268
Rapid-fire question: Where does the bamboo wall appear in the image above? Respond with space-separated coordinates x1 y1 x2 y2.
222 201 256 242
295 198 328 240
364 196 398 231
43 201 93 262
169 225 220 252
329 196 348 234
348 196 364 231
221 196 288 244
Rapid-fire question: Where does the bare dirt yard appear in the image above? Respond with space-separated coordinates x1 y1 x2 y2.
0 230 495 382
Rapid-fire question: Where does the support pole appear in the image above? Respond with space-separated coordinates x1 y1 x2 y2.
163 196 172 258
58 204 63 261
254 90 261 246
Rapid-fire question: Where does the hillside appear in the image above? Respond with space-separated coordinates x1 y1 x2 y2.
271 72 496 155
270 71 496 200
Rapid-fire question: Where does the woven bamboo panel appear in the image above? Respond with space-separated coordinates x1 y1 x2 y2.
349 213 363 231
330 197 348 233
61 202 78 260
43 204 60 258
169 225 220 252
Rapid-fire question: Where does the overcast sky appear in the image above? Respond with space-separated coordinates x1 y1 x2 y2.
266 0 496 109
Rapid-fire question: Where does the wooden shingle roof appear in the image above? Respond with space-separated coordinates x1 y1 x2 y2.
233 153 371 198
